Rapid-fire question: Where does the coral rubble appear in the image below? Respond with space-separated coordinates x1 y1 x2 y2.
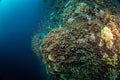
32 0 120 80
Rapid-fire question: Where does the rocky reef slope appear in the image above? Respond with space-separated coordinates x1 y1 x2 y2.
32 0 120 80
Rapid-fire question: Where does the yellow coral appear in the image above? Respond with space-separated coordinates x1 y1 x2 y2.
102 53 118 67
100 26 114 49
101 27 113 42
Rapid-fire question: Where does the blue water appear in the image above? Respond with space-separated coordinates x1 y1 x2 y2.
0 0 47 80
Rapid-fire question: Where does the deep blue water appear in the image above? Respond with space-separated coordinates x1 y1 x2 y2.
0 0 47 80
1 0 119 80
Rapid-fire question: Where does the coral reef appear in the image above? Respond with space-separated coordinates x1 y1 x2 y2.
32 0 120 80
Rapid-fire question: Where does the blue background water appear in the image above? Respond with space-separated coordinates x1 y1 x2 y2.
0 0 119 80
0 0 47 80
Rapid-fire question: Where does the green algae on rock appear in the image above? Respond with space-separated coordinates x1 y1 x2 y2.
32 0 120 80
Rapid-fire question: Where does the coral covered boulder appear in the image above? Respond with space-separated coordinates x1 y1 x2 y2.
40 16 120 80
32 0 120 80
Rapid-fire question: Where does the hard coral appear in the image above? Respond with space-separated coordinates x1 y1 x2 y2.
100 26 114 49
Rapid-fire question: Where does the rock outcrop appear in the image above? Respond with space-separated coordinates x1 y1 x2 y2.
32 0 120 80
